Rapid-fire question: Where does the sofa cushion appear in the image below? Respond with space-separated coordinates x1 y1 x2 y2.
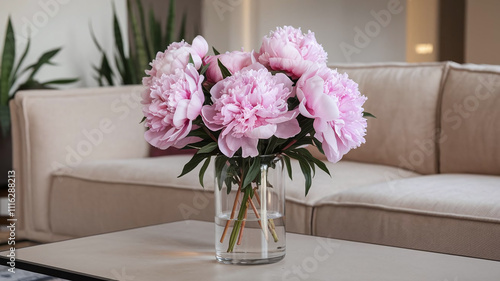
313 174 500 260
439 63 500 175
49 156 418 238
330 62 447 175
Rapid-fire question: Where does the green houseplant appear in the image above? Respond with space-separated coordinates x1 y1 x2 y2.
0 17 77 137
0 17 77 185
91 0 188 86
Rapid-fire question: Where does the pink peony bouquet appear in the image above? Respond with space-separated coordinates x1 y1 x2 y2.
142 25 369 171
141 26 371 251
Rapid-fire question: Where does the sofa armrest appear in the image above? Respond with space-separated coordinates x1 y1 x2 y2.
11 85 149 240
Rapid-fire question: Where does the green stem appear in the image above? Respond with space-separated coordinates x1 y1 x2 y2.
227 187 251 252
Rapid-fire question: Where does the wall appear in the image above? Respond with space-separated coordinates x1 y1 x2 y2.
465 0 500 65
202 0 407 63
406 0 439 62
0 0 127 88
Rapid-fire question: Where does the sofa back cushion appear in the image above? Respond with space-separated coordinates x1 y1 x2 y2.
439 63 500 175
330 63 447 175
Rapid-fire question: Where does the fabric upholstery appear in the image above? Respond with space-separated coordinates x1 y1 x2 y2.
11 86 149 241
313 174 500 260
329 63 447 175
439 63 500 175
49 156 418 238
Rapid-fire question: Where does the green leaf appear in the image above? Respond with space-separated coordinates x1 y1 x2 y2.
114 54 125 83
128 0 148 77
217 59 232 79
135 0 152 62
41 78 78 86
283 155 293 181
212 47 220 55
89 22 104 52
286 151 314 195
264 136 279 155
178 153 210 178
17 79 51 90
128 55 138 84
312 137 325 154
242 157 261 189
178 12 187 41
10 36 30 91
295 148 331 177
99 54 114 86
112 3 132 84
215 155 228 191
188 53 194 65
197 142 218 154
148 8 158 55
1 17 16 106
164 0 175 45
23 48 61 81
198 156 211 187
139 116 146 124
187 127 209 138
199 63 210 76
297 157 312 195
363 111 376 118
0 105 10 138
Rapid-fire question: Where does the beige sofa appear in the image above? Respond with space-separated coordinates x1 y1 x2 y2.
11 62 500 260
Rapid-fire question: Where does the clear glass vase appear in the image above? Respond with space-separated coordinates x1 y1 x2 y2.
214 154 286 265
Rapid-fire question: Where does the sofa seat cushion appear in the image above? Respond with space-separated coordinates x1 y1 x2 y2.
49 156 418 238
313 174 500 260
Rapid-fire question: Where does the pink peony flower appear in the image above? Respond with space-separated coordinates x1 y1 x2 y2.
257 26 327 80
202 65 300 157
203 51 253 83
145 35 208 80
296 65 367 163
142 64 205 149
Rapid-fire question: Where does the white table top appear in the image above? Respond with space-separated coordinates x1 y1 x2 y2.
2 220 500 280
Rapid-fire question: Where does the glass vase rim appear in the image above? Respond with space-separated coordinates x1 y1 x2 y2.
216 153 283 159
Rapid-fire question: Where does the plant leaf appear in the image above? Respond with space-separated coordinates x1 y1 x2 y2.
212 47 220 55
178 12 187 41
312 137 325 154
363 111 376 118
128 0 148 76
294 148 331 177
89 22 104 52
139 116 146 124
197 142 218 154
286 151 313 195
198 156 211 188
178 153 210 178
242 157 261 189
41 78 78 86
215 155 228 191
23 48 61 81
189 53 194 65
0 105 10 137
283 154 293 181
199 62 210 76
297 157 312 195
1 17 16 106
164 0 175 46
113 3 132 84
217 59 232 79
10 36 30 91
135 0 151 62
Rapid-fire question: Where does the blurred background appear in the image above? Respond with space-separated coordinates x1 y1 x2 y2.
0 0 498 89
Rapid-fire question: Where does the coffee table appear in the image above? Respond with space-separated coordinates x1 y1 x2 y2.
1 220 499 280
